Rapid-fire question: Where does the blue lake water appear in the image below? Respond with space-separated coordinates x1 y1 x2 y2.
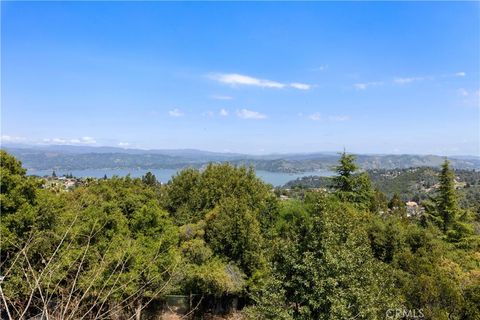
27 168 334 187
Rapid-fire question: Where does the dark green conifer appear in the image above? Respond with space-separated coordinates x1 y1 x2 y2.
436 160 459 231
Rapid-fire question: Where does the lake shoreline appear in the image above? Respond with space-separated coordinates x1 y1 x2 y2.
27 167 334 187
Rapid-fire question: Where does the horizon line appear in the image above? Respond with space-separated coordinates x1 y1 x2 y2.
1 142 479 159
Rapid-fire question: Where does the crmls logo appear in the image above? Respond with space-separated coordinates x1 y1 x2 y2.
385 308 425 319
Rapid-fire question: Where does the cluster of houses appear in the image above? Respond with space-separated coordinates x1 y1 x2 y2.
405 201 424 217
42 175 86 191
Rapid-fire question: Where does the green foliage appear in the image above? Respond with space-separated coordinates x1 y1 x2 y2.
389 193 407 217
1 151 479 319
332 151 358 193
252 154 480 319
371 188 388 214
0 150 39 215
160 163 274 298
164 163 273 284
368 216 405 263
285 167 480 210
176 219 247 296
165 163 274 225
141 171 158 186
1 151 45 265
436 160 460 231
270 196 400 319
366 215 480 319
422 160 480 248
331 152 376 211
0 156 180 318
275 199 310 236
243 275 293 320
205 197 265 276
183 258 246 296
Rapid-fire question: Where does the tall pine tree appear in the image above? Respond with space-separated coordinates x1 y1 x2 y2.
436 160 459 231
332 151 358 193
332 151 375 211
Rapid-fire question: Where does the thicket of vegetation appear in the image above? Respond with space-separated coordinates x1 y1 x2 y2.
283 167 480 210
1 150 479 319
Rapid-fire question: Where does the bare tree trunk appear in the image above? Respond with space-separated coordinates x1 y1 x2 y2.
0 284 13 320
135 299 142 320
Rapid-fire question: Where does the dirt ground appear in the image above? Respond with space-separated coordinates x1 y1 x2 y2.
160 311 244 320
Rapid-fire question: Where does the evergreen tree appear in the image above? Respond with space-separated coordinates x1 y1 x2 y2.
332 151 358 193
436 160 459 231
142 171 157 186
331 151 375 210
52 170 57 178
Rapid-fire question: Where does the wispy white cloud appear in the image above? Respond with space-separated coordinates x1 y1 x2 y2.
208 73 312 90
168 108 184 117
42 136 97 145
1 135 27 143
354 81 383 90
328 115 350 122
393 76 426 85
52 138 67 144
457 88 469 97
210 94 234 100
203 111 214 117
203 109 230 117
393 72 463 85
457 88 480 108
312 64 328 72
457 88 480 98
236 108 267 120
81 136 96 144
354 83 368 90
209 73 284 88
118 142 130 147
354 71 467 90
308 113 322 121
290 82 311 90
306 113 350 122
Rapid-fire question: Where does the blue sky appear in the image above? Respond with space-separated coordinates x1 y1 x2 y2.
2 2 479 155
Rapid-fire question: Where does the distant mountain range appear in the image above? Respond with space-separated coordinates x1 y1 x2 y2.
2 144 480 173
